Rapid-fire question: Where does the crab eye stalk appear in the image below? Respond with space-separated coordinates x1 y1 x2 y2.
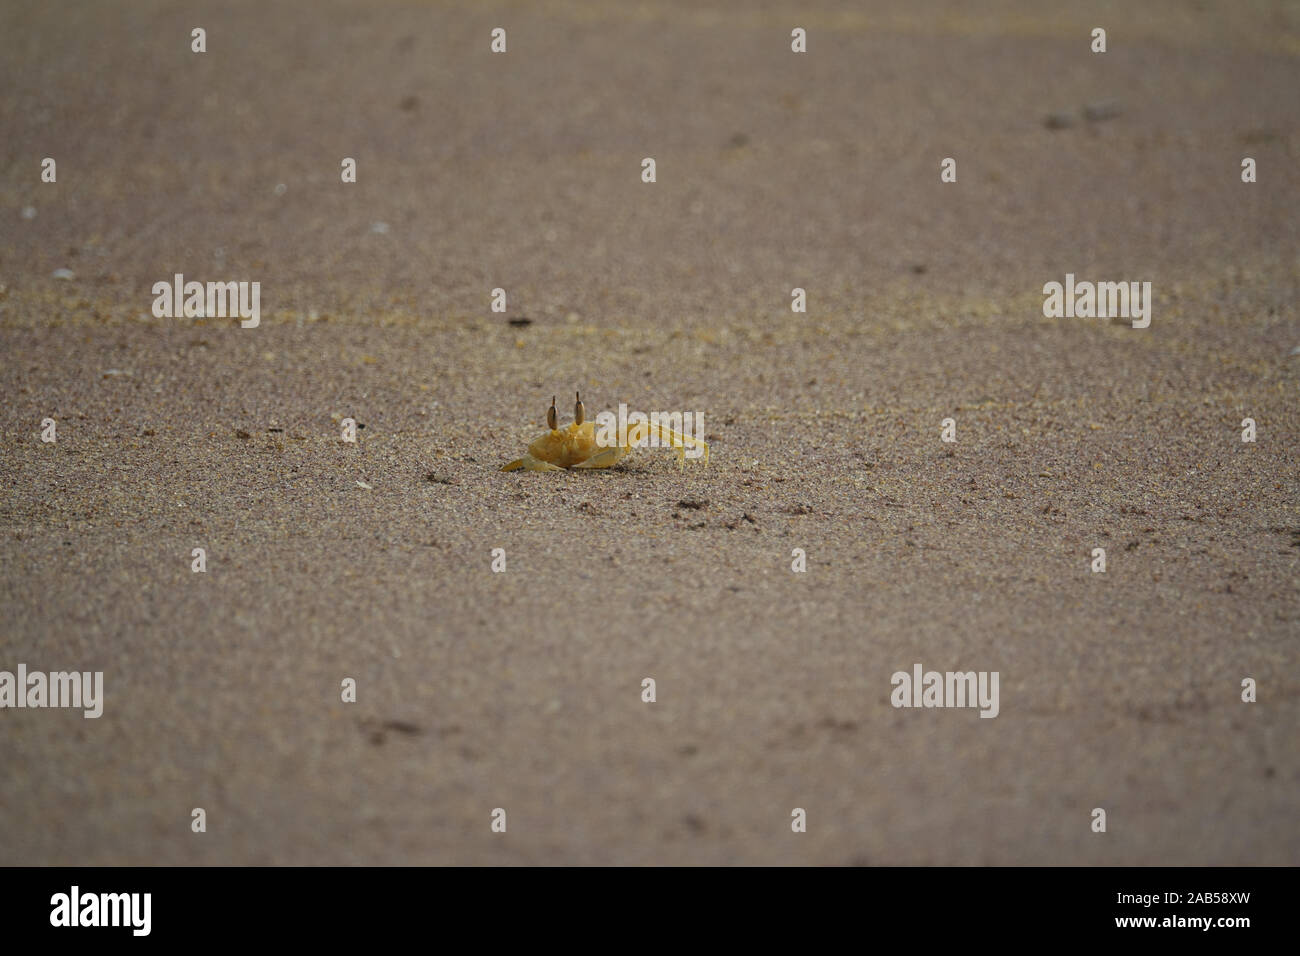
547 396 558 431
574 391 585 426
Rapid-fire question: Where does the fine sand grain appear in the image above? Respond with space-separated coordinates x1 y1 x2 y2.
1 0 1297 864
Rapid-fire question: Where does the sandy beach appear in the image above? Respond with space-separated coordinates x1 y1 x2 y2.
1 0 1297 864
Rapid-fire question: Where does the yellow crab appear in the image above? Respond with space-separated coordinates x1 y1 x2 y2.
502 393 709 471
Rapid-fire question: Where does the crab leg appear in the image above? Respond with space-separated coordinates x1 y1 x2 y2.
627 421 710 469
570 445 632 469
501 454 566 472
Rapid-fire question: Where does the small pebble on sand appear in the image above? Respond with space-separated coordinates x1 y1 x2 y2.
1083 100 1122 122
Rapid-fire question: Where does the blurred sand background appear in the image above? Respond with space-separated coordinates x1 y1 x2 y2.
1 0 1297 864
